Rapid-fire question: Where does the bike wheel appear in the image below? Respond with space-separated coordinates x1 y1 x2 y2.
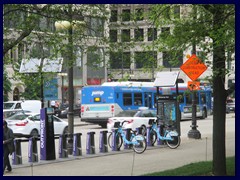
150 130 157 146
132 134 147 154
107 132 123 150
166 135 181 149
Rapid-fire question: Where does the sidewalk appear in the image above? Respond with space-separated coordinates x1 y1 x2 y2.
4 115 235 176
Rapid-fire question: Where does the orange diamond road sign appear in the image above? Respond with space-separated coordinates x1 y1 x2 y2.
188 81 200 91
180 54 207 81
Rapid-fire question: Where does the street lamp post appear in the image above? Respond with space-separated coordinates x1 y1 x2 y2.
55 5 85 154
187 6 201 139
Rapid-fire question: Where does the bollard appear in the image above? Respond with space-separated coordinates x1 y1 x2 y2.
99 131 108 153
146 126 153 146
86 132 95 154
123 128 131 149
28 137 38 163
111 129 120 151
59 134 68 158
73 133 82 156
12 139 22 165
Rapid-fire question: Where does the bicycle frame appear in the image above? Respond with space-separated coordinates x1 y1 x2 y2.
150 122 177 141
115 127 141 145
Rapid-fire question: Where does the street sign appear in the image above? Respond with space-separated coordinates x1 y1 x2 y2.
187 81 200 91
180 54 207 81
44 78 58 100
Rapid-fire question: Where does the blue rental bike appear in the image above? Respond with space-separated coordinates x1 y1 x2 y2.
148 119 180 149
108 121 147 154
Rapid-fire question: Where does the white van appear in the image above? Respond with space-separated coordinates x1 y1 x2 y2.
3 100 41 113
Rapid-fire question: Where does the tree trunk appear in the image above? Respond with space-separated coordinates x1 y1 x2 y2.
212 8 227 176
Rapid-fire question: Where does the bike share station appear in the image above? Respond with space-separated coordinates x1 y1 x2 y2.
151 71 181 146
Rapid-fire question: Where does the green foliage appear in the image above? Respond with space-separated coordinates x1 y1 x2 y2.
18 73 41 100
142 156 235 176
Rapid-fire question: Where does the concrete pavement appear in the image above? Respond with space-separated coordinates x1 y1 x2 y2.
4 114 235 176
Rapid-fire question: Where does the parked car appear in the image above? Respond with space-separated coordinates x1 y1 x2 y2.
226 99 235 113
6 112 68 137
107 109 157 135
55 104 81 118
3 100 41 113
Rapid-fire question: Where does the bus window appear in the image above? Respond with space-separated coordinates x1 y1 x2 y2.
144 93 152 108
134 93 142 106
123 93 132 106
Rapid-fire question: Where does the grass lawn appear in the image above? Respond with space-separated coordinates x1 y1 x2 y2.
142 156 235 176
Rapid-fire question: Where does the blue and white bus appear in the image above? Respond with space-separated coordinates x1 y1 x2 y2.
81 81 212 127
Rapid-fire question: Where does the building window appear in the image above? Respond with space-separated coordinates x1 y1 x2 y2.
161 27 170 35
109 30 118 42
134 28 144 42
122 9 131 22
148 28 157 41
110 10 118 22
135 8 144 21
109 51 130 69
86 17 104 37
87 47 104 68
121 29 130 42
162 51 183 68
135 51 157 69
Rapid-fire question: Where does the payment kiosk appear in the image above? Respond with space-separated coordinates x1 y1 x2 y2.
154 72 181 136
40 107 56 160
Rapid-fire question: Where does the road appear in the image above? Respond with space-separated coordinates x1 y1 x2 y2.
5 113 235 176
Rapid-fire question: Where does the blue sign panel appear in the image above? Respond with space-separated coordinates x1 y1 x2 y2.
44 78 58 101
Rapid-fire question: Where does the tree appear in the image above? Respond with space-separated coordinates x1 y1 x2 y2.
148 4 235 175
3 4 109 99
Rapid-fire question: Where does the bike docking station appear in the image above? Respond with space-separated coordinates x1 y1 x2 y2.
153 71 181 146
73 133 82 156
40 107 56 161
59 134 68 158
111 123 120 151
99 130 108 153
86 132 95 154
28 137 38 163
12 139 23 165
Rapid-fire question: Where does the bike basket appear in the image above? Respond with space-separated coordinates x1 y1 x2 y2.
114 122 121 128
168 131 178 136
